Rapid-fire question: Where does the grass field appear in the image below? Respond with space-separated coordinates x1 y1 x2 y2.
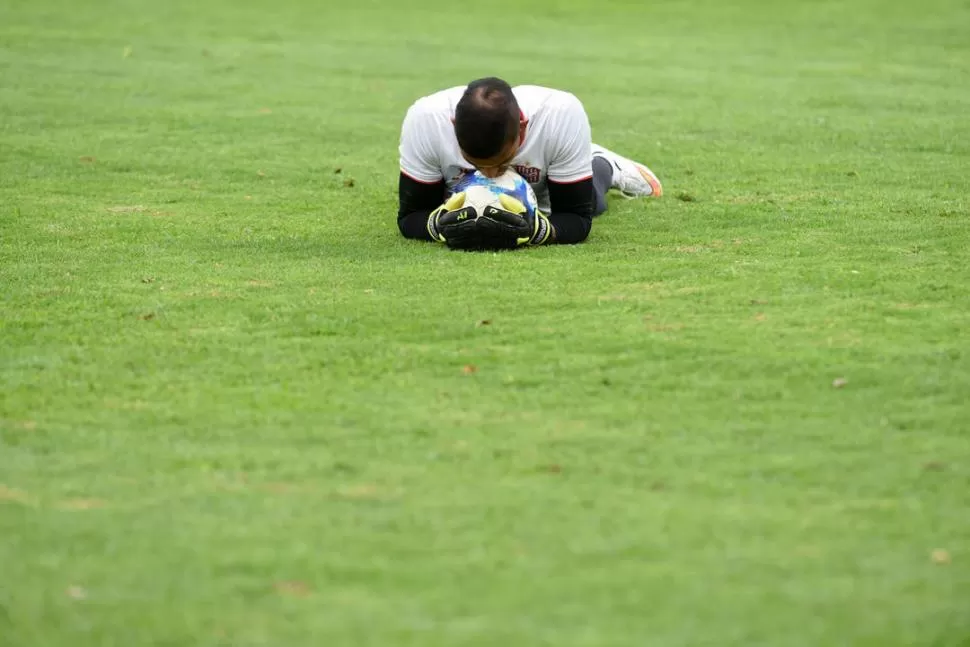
2 0 970 644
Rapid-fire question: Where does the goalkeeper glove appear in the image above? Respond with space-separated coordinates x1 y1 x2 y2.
427 192 479 249
476 194 555 248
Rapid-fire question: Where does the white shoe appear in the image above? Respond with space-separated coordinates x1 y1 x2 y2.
591 144 663 198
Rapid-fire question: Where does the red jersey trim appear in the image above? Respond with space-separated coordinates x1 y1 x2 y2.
401 170 443 185
548 174 594 185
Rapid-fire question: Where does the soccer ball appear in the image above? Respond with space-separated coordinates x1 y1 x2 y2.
451 169 539 220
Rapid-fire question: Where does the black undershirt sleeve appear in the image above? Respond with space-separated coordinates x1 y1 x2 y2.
547 177 595 244
398 173 446 241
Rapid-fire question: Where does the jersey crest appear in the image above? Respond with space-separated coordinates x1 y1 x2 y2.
514 164 541 184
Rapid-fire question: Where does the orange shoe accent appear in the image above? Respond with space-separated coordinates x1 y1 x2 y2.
636 165 663 197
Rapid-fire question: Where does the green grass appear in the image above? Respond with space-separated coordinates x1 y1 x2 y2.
2 0 970 644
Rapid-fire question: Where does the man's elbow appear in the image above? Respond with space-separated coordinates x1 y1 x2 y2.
398 211 434 241
549 213 592 244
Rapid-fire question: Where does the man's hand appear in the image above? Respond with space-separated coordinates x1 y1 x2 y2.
476 194 555 248
428 193 555 250
427 192 479 249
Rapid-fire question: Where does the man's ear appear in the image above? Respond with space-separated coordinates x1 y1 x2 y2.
518 119 528 145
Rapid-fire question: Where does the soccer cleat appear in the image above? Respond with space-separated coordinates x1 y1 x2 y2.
591 144 663 198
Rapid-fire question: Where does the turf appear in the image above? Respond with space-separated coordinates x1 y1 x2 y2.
2 0 969 644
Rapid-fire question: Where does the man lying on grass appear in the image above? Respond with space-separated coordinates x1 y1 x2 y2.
397 77 662 250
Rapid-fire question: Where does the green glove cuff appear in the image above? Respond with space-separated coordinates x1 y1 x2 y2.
530 212 554 245
427 207 446 242
427 192 468 243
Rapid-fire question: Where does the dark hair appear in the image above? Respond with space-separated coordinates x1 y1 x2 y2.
454 77 520 159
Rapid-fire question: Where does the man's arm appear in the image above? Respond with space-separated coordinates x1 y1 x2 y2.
398 101 446 240
398 173 446 240
547 178 595 244
544 92 596 244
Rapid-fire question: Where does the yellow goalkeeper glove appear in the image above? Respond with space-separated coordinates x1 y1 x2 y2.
426 192 480 249
476 194 555 248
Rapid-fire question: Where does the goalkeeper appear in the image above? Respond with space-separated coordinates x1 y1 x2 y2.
397 77 663 250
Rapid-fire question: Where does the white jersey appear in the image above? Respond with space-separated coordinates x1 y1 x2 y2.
399 85 593 213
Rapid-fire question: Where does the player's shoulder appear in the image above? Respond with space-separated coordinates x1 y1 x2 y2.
513 85 587 115
405 85 465 119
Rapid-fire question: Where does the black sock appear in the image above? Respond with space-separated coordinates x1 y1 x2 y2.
592 156 613 194
591 156 613 216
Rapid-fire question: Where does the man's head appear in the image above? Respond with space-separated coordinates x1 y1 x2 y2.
454 77 527 178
